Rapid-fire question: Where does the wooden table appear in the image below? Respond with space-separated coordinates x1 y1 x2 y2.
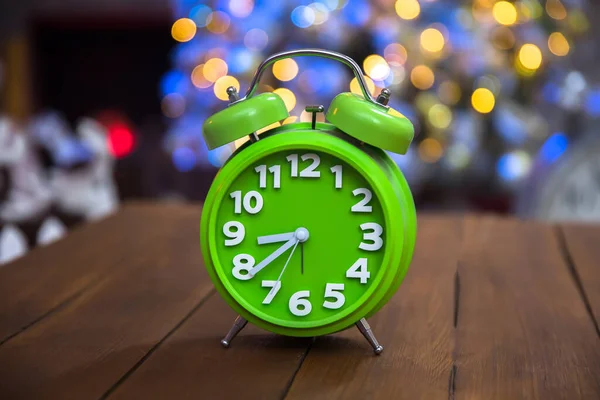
1 203 599 399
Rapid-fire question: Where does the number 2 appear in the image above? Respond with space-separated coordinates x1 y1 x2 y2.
352 188 372 212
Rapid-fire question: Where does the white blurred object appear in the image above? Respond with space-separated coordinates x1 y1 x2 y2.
50 117 119 221
0 225 28 265
0 115 52 223
37 216 67 246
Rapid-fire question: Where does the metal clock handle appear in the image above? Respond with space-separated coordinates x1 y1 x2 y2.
241 48 386 107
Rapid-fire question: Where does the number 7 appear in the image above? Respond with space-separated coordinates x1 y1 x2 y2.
261 280 282 304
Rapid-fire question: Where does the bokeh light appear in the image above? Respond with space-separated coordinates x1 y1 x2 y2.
363 55 390 81
548 32 569 56
207 11 231 34
229 0 254 18
492 1 517 26
244 29 269 51
171 18 196 42
191 65 212 89
350 76 376 96
291 5 316 28
546 0 567 20
395 0 420 20
214 76 240 101
518 43 543 70
310 2 330 25
471 88 495 114
420 28 445 53
410 65 435 90
162 93 186 118
419 138 443 163
283 116 298 125
428 104 452 130
497 150 532 182
273 59 299 82
273 88 296 111
539 133 568 164
384 43 408 65
438 81 461 105
108 124 135 158
203 58 228 82
173 147 197 172
491 26 515 50
189 5 212 27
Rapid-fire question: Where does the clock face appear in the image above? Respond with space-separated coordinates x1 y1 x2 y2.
212 149 387 328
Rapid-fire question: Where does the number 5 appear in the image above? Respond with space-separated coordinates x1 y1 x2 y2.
323 283 345 309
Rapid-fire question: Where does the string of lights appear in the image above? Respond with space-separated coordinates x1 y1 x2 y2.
164 0 595 198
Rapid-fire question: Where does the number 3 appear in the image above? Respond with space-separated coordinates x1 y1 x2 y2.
359 223 383 251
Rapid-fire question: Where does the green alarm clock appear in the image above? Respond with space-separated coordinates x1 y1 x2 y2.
200 49 416 354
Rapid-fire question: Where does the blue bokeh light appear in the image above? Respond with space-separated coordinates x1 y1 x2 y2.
539 132 568 164
189 4 212 27
160 70 188 97
584 89 600 117
341 0 370 27
291 6 316 28
173 147 197 172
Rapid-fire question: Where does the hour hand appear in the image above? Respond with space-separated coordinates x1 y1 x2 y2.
257 232 295 245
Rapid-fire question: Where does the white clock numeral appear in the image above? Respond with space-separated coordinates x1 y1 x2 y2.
230 190 263 214
269 165 281 188
223 221 245 246
287 153 320 178
323 283 345 309
300 153 321 177
360 222 383 251
232 254 255 280
255 164 281 189
330 165 342 189
289 290 312 316
261 280 282 304
351 188 373 212
346 258 370 284
287 154 299 177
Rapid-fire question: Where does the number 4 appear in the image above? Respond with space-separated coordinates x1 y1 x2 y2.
346 258 370 284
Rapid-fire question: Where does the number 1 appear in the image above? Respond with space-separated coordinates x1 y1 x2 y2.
331 165 342 189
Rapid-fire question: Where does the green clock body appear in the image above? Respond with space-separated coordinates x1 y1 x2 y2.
200 122 416 337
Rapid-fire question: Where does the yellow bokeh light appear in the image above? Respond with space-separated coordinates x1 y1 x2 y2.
203 58 228 82
300 110 325 123
207 11 231 34
350 76 376 96
546 0 566 20
191 64 212 89
282 116 298 125
418 138 444 163
273 88 296 112
548 32 569 56
438 81 461 105
395 0 420 20
471 88 495 114
363 55 390 81
420 28 445 53
384 43 408 65
410 65 435 90
518 43 542 70
492 1 517 26
214 76 240 101
272 59 299 82
429 104 452 130
171 18 196 42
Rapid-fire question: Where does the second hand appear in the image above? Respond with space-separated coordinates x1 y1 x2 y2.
301 243 304 275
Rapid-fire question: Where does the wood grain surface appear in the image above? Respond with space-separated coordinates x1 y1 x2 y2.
0 204 599 400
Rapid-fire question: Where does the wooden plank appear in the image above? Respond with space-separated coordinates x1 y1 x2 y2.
0 203 200 345
107 294 313 400
285 215 462 400
455 215 600 399
0 203 214 399
560 223 600 327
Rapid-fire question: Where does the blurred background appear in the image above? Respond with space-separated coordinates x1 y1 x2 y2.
0 0 599 264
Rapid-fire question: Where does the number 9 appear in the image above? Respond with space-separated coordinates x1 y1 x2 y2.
223 221 245 246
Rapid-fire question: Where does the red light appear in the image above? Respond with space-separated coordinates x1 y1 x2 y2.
107 125 135 158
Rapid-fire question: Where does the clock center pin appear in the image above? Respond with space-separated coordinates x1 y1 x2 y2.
294 227 309 242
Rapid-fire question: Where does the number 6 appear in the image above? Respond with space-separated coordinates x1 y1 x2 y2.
289 290 312 316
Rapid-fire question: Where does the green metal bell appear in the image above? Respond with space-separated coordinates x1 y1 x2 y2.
326 92 415 155
202 92 288 150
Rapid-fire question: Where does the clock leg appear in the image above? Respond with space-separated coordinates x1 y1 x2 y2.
356 318 384 355
221 315 248 348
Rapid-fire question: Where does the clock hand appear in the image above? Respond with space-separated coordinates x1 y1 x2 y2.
249 237 297 277
300 243 304 275
257 232 295 245
267 239 300 297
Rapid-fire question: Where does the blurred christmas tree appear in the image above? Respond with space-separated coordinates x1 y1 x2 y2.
163 0 595 209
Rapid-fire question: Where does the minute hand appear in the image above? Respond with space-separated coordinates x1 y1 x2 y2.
249 237 297 277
